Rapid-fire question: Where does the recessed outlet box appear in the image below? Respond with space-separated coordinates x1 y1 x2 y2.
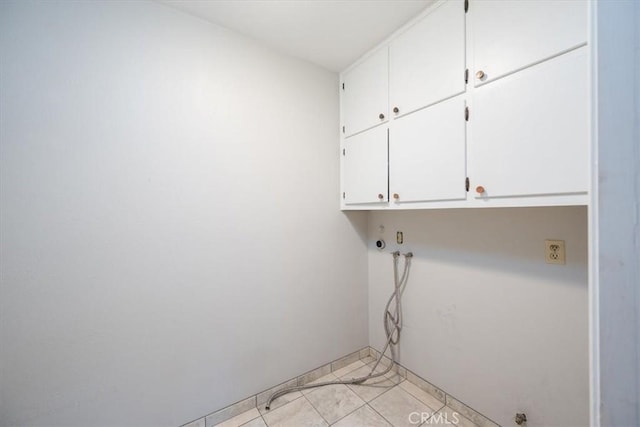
545 239 566 264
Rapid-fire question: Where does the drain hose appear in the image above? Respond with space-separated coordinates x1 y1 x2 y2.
265 251 412 410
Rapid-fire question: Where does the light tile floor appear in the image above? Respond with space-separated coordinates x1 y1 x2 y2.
214 361 479 427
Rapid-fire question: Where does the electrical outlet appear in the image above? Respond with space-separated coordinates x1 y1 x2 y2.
545 239 566 264
396 231 404 245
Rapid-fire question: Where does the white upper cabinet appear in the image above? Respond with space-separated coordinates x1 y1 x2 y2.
342 48 388 138
469 46 588 199
342 125 388 205
472 0 587 86
340 0 589 210
390 95 467 204
389 0 465 117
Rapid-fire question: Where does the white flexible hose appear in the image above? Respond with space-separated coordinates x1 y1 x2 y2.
265 251 413 410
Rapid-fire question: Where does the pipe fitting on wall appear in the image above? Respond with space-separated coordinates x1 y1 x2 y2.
515 413 527 425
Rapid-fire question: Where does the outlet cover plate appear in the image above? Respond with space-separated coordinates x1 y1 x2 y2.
545 239 566 265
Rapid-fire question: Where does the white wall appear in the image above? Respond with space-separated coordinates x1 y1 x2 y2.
591 1 640 425
0 1 368 426
368 207 589 427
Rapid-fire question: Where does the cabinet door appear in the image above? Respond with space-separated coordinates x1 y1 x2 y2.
390 95 467 203
390 0 465 117
472 0 587 86
343 125 388 205
469 47 588 199
342 48 388 137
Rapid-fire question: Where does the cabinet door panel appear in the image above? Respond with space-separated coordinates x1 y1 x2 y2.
342 48 388 137
390 0 465 116
343 126 388 204
390 95 466 203
472 0 586 86
470 47 588 198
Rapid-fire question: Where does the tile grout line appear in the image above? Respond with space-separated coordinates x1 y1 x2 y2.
236 409 263 427
325 400 367 426
300 391 332 426
444 393 497 427
262 393 304 415
259 393 309 427
256 411 268 427
367 399 397 427
363 378 401 423
417 402 442 427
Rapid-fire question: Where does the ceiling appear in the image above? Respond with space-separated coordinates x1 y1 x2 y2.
157 0 434 72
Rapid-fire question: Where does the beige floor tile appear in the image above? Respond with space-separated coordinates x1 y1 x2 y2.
346 377 398 403
331 352 361 373
445 396 498 427
339 364 398 402
301 373 339 395
368 355 393 369
366 360 401 376
297 364 332 386
405 371 446 403
305 383 365 424
332 405 392 427
259 391 304 416
382 371 403 385
262 396 328 427
215 408 261 427
240 417 267 427
430 406 478 427
398 380 445 412
332 360 365 378
257 379 298 408
340 364 382 381
369 386 437 427
360 355 377 365
367 360 403 379
183 418 206 427
186 353 494 427
206 397 257 427
359 348 371 359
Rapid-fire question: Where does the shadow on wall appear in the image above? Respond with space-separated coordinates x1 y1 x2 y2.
368 206 588 286
343 211 369 245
